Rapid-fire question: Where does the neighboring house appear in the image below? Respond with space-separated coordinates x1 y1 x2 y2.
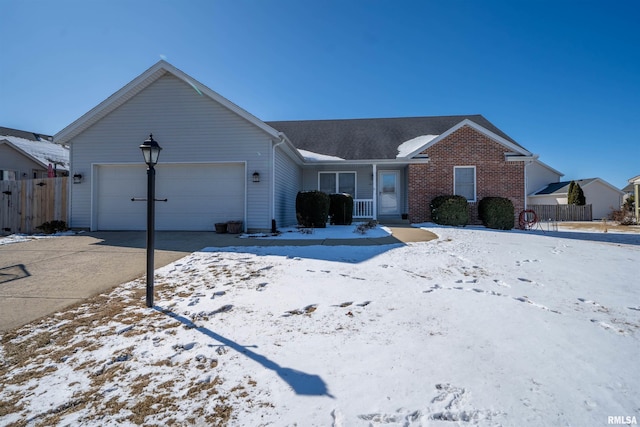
0 127 69 180
622 174 639 199
528 178 624 220
54 61 560 232
622 175 640 221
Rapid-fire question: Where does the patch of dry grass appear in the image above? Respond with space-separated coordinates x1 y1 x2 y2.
557 221 640 233
0 258 283 426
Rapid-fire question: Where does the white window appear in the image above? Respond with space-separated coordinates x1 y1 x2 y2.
318 172 356 195
454 166 476 201
0 170 17 181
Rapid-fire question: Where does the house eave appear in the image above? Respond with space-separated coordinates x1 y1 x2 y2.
276 132 306 165
405 118 532 159
300 158 430 167
505 154 538 162
54 60 282 145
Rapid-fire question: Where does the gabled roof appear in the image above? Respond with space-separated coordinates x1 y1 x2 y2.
534 178 624 196
0 134 69 171
267 114 526 161
54 60 283 144
0 126 53 142
622 175 639 193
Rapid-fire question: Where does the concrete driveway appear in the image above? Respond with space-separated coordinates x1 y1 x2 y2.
0 232 229 333
0 227 435 333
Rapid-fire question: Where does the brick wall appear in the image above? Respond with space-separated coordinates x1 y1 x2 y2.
408 125 525 224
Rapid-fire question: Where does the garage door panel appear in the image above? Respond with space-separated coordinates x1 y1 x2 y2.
96 164 244 231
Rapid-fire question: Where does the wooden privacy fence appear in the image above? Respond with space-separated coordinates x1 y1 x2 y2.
528 204 592 222
0 177 68 235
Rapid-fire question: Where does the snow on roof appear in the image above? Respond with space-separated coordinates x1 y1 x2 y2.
0 134 70 171
396 134 438 158
297 149 345 162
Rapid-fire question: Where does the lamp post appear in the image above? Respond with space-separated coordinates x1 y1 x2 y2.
140 134 162 307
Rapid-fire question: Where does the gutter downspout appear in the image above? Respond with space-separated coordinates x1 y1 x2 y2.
635 182 639 223
272 135 286 226
523 155 539 212
524 160 531 211
372 163 377 220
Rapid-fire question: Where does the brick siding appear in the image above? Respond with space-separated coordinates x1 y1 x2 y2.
408 125 525 224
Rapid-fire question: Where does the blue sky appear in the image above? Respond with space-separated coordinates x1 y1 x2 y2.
1 0 638 189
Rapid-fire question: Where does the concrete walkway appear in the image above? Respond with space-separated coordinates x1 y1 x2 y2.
0 226 436 332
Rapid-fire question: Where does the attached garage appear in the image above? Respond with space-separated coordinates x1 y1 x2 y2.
94 163 245 231
56 61 302 232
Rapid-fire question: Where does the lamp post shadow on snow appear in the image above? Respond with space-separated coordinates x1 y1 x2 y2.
154 306 335 398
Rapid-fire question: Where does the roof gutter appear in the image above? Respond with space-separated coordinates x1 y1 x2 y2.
300 157 430 167
505 154 538 162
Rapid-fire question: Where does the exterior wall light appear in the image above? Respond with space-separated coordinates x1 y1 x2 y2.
252 171 260 183
73 173 83 184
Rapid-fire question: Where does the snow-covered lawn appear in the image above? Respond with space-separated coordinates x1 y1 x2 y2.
1 225 639 426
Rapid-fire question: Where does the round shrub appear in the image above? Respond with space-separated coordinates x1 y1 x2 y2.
296 191 330 228
329 193 354 225
430 195 469 226
478 197 514 230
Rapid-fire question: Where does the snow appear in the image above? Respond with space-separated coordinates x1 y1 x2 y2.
396 134 438 158
0 134 70 171
1 224 639 426
298 148 345 162
0 231 76 245
242 223 391 240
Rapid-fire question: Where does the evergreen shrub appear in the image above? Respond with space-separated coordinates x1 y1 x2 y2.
329 193 354 225
568 181 586 206
430 195 469 226
296 191 330 228
36 220 68 234
478 197 515 230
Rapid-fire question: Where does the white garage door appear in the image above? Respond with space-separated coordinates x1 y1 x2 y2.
96 163 245 231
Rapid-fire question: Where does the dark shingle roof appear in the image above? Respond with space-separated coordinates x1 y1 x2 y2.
266 114 520 160
0 126 53 141
535 179 598 195
622 183 634 193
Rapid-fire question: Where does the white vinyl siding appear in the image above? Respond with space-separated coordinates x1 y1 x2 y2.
69 74 273 230
273 145 301 227
526 161 563 195
0 144 45 180
454 166 476 202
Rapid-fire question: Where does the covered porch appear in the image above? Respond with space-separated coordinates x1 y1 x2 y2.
301 161 423 221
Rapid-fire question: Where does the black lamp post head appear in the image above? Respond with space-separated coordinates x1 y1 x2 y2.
140 133 162 166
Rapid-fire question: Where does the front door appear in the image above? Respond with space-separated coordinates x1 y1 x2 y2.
378 171 400 215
